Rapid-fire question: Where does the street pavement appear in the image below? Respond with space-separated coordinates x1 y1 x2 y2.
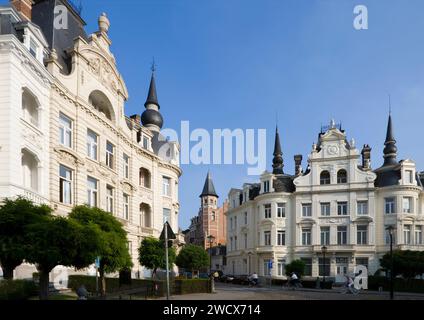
159 282 424 300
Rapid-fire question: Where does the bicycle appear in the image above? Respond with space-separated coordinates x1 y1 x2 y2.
285 280 303 290
340 284 360 295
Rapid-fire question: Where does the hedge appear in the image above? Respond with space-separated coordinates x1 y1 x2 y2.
0 280 38 300
368 276 424 294
68 275 210 296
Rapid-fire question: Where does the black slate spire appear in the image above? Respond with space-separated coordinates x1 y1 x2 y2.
272 126 284 174
200 171 218 198
144 72 160 109
383 113 398 166
141 67 163 130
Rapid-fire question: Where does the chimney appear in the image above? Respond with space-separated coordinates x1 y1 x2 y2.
361 144 372 170
10 0 33 21
294 154 303 176
130 114 141 124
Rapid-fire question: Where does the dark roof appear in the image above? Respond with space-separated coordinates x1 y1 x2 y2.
144 73 160 108
273 175 295 193
200 172 218 198
382 114 398 166
272 126 284 174
248 183 261 200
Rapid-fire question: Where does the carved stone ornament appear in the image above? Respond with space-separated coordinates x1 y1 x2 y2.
327 145 339 155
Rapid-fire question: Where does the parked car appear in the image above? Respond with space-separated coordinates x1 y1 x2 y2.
232 275 250 285
220 274 235 283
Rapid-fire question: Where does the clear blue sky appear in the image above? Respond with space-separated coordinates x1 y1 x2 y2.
76 0 423 229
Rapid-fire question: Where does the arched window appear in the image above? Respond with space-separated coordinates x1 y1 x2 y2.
320 170 331 185
88 90 115 122
140 203 151 228
337 169 348 184
22 88 39 127
21 148 39 191
139 168 151 189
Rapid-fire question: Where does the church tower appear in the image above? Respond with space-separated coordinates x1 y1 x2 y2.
199 171 219 247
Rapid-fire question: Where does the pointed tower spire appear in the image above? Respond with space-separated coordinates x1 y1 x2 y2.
199 171 218 198
272 126 284 174
383 113 398 166
141 63 163 131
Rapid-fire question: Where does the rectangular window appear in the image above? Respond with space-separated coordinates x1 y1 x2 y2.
302 228 311 245
264 231 271 246
106 185 114 213
244 233 248 248
355 258 369 273
277 259 285 276
230 217 233 230
406 170 414 184
277 203 286 218
87 130 98 160
59 113 72 148
415 226 423 245
357 225 368 245
162 177 171 196
263 259 271 276
301 258 312 276
404 225 411 245
320 203 330 216
302 203 312 217
230 237 233 251
337 202 348 216
87 176 98 207
123 193 129 220
244 212 248 224
320 226 330 245
319 257 331 276
142 136 149 150
277 230 286 246
163 208 171 223
234 216 237 229
264 204 272 219
385 197 396 214
106 141 114 169
337 226 348 245
263 180 270 193
59 165 72 204
357 201 368 215
385 226 396 245
403 197 412 213
29 38 37 58
123 153 129 179
234 236 238 250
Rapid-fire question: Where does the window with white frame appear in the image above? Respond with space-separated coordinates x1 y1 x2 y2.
142 136 150 150
337 202 348 215
404 225 411 244
415 226 423 245
277 230 285 246
385 197 396 214
29 38 38 58
59 113 72 148
357 201 368 215
320 171 331 185
163 208 171 224
264 204 271 219
302 228 311 245
402 197 412 213
106 185 114 213
277 259 285 276
263 180 270 193
406 170 414 184
123 193 129 220
263 259 271 276
59 165 72 204
123 153 129 179
211 211 216 221
277 203 286 218
302 203 312 217
162 176 171 196
87 176 98 207
357 225 368 245
87 130 98 160
321 203 330 216
320 226 330 245
337 226 348 245
106 141 114 169
264 231 271 246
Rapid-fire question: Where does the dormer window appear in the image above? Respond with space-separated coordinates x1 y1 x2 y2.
263 180 270 193
29 38 38 58
405 170 414 184
142 136 150 150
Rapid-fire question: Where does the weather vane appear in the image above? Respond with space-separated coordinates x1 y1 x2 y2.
151 57 157 73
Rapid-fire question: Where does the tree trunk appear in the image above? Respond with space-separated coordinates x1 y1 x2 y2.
38 270 50 300
2 266 14 280
99 268 106 296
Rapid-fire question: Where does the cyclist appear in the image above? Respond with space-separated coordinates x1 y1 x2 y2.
249 272 259 286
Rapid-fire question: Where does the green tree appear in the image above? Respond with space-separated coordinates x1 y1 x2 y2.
138 237 176 277
0 197 51 280
380 250 424 279
285 259 305 277
176 244 209 276
26 216 101 300
69 205 132 295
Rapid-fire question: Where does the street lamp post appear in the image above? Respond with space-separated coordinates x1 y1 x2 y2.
321 246 328 289
386 225 395 300
207 235 216 293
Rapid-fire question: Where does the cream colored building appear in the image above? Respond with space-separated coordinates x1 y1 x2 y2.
226 119 424 280
0 1 182 281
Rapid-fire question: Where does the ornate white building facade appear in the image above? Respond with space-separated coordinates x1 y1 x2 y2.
0 0 182 279
226 119 424 280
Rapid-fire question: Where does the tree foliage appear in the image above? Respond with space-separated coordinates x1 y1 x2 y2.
380 250 424 279
0 197 51 280
175 244 209 273
138 237 176 276
285 259 306 277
